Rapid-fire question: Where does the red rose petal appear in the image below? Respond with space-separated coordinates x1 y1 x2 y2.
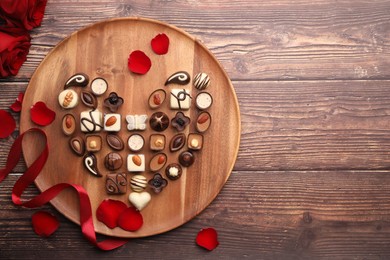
151 33 169 55
196 228 219 251
128 50 151 75
96 199 127 229
10 92 24 112
31 211 59 237
30 101 56 126
0 110 16 138
117 207 143 231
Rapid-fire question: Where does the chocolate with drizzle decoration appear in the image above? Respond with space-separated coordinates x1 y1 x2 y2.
149 111 169 132
165 71 190 86
193 72 210 90
64 73 89 89
104 92 124 112
80 110 103 133
106 172 127 194
170 89 192 110
83 152 102 177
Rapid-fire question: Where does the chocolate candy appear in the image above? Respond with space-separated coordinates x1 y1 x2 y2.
126 115 147 131
179 150 195 167
104 152 123 171
150 134 165 151
128 134 144 152
165 71 190 86
165 163 182 180
149 153 167 172
80 110 103 132
148 89 166 109
148 173 168 193
85 135 102 152
149 112 169 132
170 133 186 152
170 89 191 110
83 152 102 177
91 77 108 96
130 175 148 192
106 134 124 151
127 154 145 172
193 72 210 90
104 92 124 112
188 133 203 150
171 112 190 131
62 114 76 136
196 111 211 133
64 73 89 89
129 191 151 211
106 172 127 194
195 92 213 110
58 89 78 109
80 91 97 109
69 136 85 156
104 114 121 132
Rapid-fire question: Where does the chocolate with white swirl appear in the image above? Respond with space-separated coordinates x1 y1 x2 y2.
165 71 190 86
106 172 127 194
193 72 210 90
130 175 148 192
83 152 102 177
64 73 89 89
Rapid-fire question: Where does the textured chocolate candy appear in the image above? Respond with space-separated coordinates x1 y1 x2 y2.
149 112 169 132
165 163 182 180
170 133 186 152
130 175 148 192
83 152 102 177
69 136 85 156
106 172 127 194
64 73 89 89
179 150 195 167
106 134 124 151
104 152 123 171
104 92 124 112
148 173 168 193
58 89 78 109
193 72 210 90
164 71 190 86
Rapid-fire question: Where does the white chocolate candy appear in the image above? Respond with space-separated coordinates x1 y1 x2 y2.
130 175 148 192
104 113 121 132
127 154 145 172
80 110 103 132
195 92 213 110
170 89 191 110
126 115 147 131
58 89 78 109
128 191 151 211
91 78 108 96
128 134 144 152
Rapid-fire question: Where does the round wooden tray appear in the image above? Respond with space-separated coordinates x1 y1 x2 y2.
20 17 240 238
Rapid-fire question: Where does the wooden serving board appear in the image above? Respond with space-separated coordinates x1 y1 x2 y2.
20 17 240 238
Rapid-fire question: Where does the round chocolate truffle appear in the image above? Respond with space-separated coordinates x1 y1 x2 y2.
104 152 123 170
149 111 169 132
179 151 195 167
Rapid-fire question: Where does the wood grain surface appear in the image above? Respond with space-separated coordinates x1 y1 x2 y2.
1 0 390 259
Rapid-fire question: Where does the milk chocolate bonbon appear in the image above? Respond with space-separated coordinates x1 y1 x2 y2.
104 152 123 171
188 133 203 150
149 134 165 151
86 135 102 152
149 153 167 172
196 111 211 133
81 91 97 109
83 152 102 177
64 73 89 89
148 89 166 109
106 134 124 151
149 112 169 132
106 172 127 194
170 133 186 152
62 114 76 136
165 71 190 86
165 163 182 180
69 136 85 156
179 150 195 167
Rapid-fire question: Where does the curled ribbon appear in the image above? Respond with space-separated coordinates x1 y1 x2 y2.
0 128 128 250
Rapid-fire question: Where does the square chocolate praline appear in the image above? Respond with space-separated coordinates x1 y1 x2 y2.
105 172 127 195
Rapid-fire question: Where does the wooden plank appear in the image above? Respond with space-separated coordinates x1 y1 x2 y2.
1 170 390 258
1 0 389 81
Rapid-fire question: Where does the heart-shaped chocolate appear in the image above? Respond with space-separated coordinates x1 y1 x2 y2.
128 191 151 211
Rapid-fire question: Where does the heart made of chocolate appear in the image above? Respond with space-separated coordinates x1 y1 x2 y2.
128 191 151 211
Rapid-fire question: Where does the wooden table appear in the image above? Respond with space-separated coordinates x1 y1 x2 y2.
1 0 389 258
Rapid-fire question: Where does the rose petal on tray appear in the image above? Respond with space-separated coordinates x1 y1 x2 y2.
151 33 169 55
0 110 16 138
117 207 143 231
96 199 127 229
10 92 24 112
128 50 151 75
196 228 219 251
30 101 56 126
31 211 59 237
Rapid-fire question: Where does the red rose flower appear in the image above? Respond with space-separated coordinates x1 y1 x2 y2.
0 27 31 77
0 0 47 31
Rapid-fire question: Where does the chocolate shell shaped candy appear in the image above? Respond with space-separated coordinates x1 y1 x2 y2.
171 112 190 131
106 134 124 151
196 111 211 133
165 71 191 86
149 153 167 172
149 111 169 132
83 152 102 177
179 150 195 167
81 91 97 109
195 92 213 110
148 89 166 109
193 72 210 90
104 152 123 171
170 133 186 152
165 163 182 180
69 136 85 156
62 114 76 136
106 172 127 194
91 77 108 96
64 73 89 89
148 173 168 194
104 92 124 112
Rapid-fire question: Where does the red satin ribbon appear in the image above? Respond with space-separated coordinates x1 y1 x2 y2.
0 128 129 250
